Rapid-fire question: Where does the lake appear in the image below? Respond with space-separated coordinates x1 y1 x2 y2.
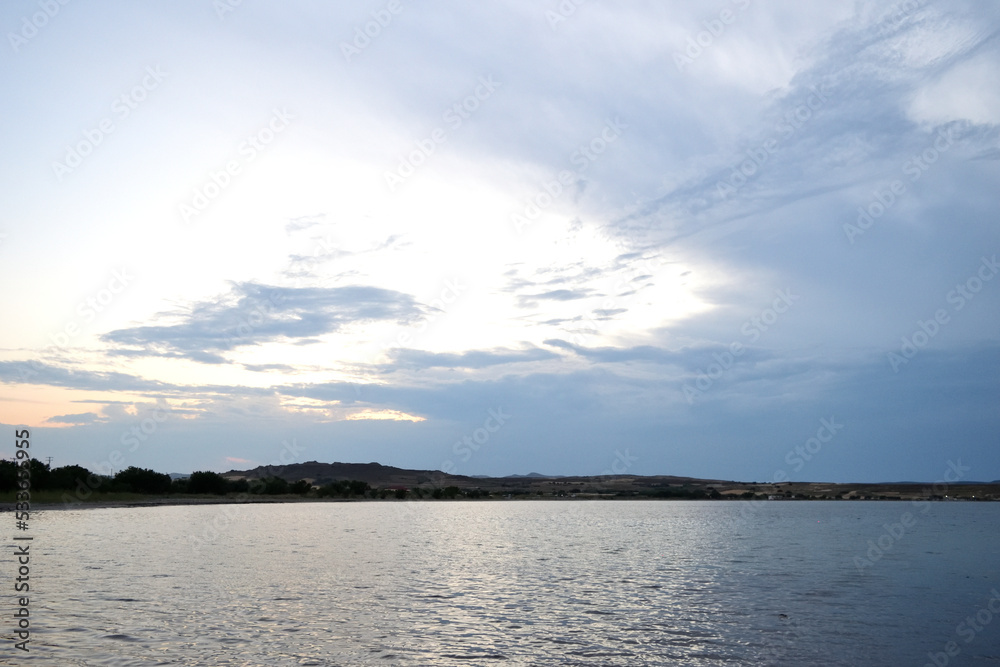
6 500 1000 665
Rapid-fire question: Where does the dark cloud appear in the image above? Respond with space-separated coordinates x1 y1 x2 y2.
3 2 997 484
517 288 594 308
0 362 287 417
501 263 606 294
386 347 560 371
45 412 101 425
263 341 998 481
614 3 997 247
544 339 773 371
101 282 426 363
0 360 171 392
243 363 298 373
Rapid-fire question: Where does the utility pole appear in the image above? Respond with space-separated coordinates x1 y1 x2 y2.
46 456 53 467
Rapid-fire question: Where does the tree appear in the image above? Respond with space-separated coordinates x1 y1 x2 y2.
0 459 52 492
263 477 289 495
49 465 94 491
290 479 312 495
188 471 229 495
29 459 50 490
316 482 340 498
228 478 250 493
114 466 172 495
0 460 17 493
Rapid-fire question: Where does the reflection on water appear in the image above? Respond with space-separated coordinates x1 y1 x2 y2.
5 501 999 665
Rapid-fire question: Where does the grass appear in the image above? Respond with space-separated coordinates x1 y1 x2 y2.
0 491 233 505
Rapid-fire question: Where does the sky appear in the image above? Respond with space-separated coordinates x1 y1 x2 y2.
1 0 998 483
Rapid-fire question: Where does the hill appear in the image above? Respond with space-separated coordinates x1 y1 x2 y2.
221 460 1000 500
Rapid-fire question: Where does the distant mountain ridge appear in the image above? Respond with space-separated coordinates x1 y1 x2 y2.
217 460 1000 501
504 472 560 478
223 460 479 486
221 460 699 487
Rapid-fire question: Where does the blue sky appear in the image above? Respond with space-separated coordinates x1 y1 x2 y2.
1 0 998 482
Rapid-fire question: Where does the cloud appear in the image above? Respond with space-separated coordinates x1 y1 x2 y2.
45 412 101 425
344 409 425 422
243 363 298 373
101 282 427 363
0 360 171 392
284 214 325 234
543 339 774 372
386 347 561 371
517 288 596 308
592 308 628 320
616 1 997 248
2 1 997 484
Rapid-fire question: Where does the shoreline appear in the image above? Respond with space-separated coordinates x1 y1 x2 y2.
2 495 995 512
0 496 328 512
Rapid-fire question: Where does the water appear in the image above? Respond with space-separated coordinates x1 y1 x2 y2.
5 500 1000 665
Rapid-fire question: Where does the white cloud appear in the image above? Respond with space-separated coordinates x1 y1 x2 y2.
0 0 997 481
909 49 1000 126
